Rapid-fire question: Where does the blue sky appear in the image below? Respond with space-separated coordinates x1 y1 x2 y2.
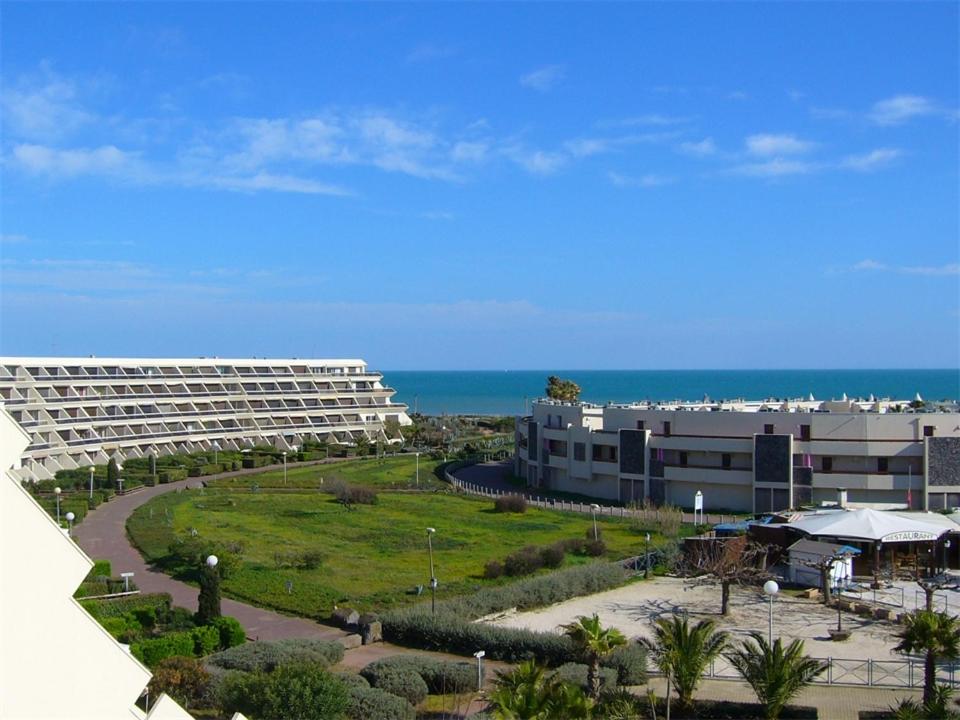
1 2 958 369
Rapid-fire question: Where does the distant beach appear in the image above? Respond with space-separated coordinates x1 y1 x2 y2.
383 369 960 415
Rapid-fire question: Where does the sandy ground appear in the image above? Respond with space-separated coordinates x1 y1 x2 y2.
487 576 907 661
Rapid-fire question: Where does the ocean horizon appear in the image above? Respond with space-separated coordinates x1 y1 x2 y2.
382 369 960 415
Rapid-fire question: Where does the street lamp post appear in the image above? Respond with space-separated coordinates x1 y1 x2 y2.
943 540 952 575
117 463 124 495
590 504 600 541
213 442 220 466
644 532 651 579
763 580 780 645
65 511 75 536
89 467 95 501
474 650 485 691
415 451 420 487
426 527 437 614
282 451 288 485
54 486 62 525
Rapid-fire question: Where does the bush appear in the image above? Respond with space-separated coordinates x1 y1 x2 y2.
191 625 221 656
209 616 246 650
159 468 188 484
334 672 371 691
551 662 618 692
148 656 211 710
131 631 195 668
504 545 545 576
82 593 172 620
603 643 648 686
360 663 428 706
540 543 566 569
220 663 350 720
483 560 504 579
362 655 480 694
133 607 157 629
331 481 378 506
494 494 527 513
346 685 415 720
207 638 344 673
187 467 204 478
585 526 603 541
583 539 607 557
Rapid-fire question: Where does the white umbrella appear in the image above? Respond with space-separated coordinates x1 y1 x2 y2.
784 508 948 543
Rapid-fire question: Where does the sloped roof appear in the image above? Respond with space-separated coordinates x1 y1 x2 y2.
783 507 948 543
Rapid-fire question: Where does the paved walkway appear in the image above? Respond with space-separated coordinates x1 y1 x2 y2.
645 677 921 720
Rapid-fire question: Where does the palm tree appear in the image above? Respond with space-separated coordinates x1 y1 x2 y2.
561 614 627 699
489 661 593 720
894 610 960 706
641 614 728 710
725 632 827 720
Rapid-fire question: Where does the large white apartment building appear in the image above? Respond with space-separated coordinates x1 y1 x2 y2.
0 357 410 481
516 397 960 513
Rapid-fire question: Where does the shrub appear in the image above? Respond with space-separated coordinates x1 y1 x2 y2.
483 560 504 579
504 545 545 576
187 467 204 478
585 526 603 541
540 543 566 569
133 607 157 629
148 656 211 710
363 655 480 694
331 481 378 506
603 643 648 686
191 625 221 656
82 593 172 620
584 539 607 557
346 685 416 720
220 662 350 720
209 616 246 650
551 662 618 691
334 672 371 691
159 468 188 483
359 663 428 705
494 494 527 513
131 631 195 668
207 638 345 673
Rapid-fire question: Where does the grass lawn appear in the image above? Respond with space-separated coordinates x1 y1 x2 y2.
128 486 674 618
206 455 449 491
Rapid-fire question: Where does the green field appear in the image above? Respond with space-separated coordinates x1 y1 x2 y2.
128 477 672 617
206 454 449 491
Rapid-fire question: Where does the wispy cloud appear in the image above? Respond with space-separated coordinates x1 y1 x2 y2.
1 67 96 141
450 140 489 163
11 143 142 178
519 65 565 92
730 158 816 177
603 114 691 128
849 259 959 276
0 233 30 244
607 171 673 188
678 137 716 157
869 95 939 126
506 148 567 175
840 148 902 172
745 133 816 156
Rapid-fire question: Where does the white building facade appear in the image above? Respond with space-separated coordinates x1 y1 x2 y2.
515 398 960 513
0 357 410 481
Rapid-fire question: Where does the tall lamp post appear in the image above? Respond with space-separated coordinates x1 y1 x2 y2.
426 527 437 614
88 466 95 501
644 532 651 579
415 451 420 487
54 486 62 525
763 580 779 645
212 442 220 466
474 650 485 691
282 451 288 485
590 504 600 541
117 463 124 495
65 511 75 536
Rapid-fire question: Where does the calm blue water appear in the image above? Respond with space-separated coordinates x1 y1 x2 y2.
382 370 960 415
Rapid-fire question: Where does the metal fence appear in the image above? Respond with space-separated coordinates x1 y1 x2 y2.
649 655 959 689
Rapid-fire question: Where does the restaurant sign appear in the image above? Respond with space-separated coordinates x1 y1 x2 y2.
881 531 939 543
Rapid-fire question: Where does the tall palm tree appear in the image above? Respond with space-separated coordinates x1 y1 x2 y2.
561 614 627 699
641 614 728 710
725 632 827 720
894 610 960 706
489 660 593 720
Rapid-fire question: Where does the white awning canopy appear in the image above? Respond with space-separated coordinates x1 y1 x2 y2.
783 508 949 544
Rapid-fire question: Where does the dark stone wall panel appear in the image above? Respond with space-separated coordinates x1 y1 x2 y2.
754 434 791 485
619 430 646 474
928 437 960 487
528 421 538 461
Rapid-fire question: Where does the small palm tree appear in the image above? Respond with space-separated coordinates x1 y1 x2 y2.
561 614 627 699
894 610 960 706
489 660 593 720
725 632 827 720
641 614 728 709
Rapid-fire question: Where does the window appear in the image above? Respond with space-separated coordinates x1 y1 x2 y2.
679 451 688 467
722 453 731 469
822 456 833 472
878 457 889 473
636 420 645 430
574 442 585 462
663 421 671 436
764 424 775 435
800 424 811 441
924 425 935 438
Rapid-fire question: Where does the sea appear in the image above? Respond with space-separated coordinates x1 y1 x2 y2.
382 369 960 416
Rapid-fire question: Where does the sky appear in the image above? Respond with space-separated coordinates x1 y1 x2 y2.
1 2 958 370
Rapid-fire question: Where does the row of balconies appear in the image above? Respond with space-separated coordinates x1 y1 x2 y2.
1 388 399 406
3 367 379 380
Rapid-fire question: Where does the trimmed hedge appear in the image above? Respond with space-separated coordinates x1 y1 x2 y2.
159 468 188 483
192 625 220 656
603 644 648 686
209 616 246 650
132 631 195 668
346 685 416 720
361 655 480 695
359 663 428 706
493 494 527 513
82 592 173 620
206 638 344 673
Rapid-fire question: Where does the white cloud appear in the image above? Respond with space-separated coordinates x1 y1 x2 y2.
840 148 902 172
1 70 95 141
849 259 958 276
678 137 716 157
730 158 816 177
514 149 566 175
852 259 887 271
204 172 351 196
745 133 816 156
450 141 489 163
564 138 611 158
0 233 29 244
519 65 565 92
11 143 139 177
607 114 691 127
869 95 938 126
608 171 673 188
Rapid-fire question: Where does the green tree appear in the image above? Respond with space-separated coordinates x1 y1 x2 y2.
545 376 581 402
195 562 221 625
561 614 627 699
894 610 960 706
221 662 350 720
354 435 371 457
641 615 728 710
148 656 210 710
489 660 593 720
107 457 119 489
725 632 827 720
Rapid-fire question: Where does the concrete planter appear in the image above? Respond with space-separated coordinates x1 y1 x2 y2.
828 628 852 641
